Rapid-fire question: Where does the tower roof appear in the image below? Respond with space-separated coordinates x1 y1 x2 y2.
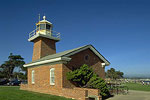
38 16 52 24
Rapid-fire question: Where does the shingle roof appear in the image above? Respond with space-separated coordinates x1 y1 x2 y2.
26 44 110 66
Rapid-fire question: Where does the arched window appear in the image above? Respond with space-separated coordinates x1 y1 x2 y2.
50 68 55 85
32 70 35 84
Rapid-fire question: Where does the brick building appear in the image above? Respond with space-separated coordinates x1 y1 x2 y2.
20 16 110 100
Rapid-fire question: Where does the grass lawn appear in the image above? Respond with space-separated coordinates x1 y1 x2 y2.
0 86 73 100
124 83 150 92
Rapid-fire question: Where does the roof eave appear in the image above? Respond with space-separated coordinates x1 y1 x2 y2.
105 62 110 66
88 45 110 66
24 57 71 67
63 44 110 66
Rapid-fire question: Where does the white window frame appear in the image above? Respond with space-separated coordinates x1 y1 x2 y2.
32 70 35 84
50 68 55 85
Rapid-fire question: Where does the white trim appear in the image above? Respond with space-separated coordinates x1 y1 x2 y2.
40 19 52 24
101 63 105 66
89 47 109 66
32 70 35 84
24 57 71 67
28 33 60 42
50 68 55 85
65 46 90 57
101 63 105 68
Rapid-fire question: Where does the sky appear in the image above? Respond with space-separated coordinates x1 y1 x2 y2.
0 0 150 77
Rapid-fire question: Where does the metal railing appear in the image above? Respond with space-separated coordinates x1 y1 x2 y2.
51 30 60 38
29 28 38 38
107 83 129 95
29 28 60 39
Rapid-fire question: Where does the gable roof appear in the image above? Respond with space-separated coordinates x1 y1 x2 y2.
24 45 110 67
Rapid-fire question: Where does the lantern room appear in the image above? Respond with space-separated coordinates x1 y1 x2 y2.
36 16 53 36
28 16 60 42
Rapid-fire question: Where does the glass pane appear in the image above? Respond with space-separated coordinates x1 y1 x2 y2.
32 71 34 83
51 71 54 76
40 24 45 30
51 77 55 83
50 68 55 84
46 24 50 30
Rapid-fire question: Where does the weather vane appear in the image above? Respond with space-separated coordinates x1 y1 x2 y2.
38 14 40 22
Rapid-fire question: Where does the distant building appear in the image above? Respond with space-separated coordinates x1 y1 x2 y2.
20 16 110 100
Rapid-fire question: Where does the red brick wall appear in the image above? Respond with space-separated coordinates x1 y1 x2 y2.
32 37 56 61
27 64 63 89
32 38 41 61
62 49 105 88
67 49 105 78
20 84 101 100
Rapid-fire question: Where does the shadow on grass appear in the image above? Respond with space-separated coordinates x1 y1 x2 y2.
103 95 114 100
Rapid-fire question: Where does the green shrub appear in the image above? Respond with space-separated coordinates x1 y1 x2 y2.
87 74 110 97
66 64 110 97
66 64 93 87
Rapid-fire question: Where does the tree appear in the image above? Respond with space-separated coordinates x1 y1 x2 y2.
106 68 124 80
66 64 110 97
0 70 5 78
87 74 110 97
116 71 124 79
66 64 93 87
0 53 26 79
13 72 27 80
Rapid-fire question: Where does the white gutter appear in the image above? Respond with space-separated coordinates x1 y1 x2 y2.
24 57 71 67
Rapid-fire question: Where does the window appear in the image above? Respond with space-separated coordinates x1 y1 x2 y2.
84 55 90 61
32 70 35 84
50 68 55 85
46 24 51 30
40 24 46 30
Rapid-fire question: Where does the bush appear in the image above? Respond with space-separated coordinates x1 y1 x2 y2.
66 64 93 87
87 74 110 97
66 64 110 97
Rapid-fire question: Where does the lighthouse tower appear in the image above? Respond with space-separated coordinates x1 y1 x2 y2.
28 16 60 61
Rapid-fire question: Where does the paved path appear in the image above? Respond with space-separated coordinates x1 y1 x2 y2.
107 90 150 100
